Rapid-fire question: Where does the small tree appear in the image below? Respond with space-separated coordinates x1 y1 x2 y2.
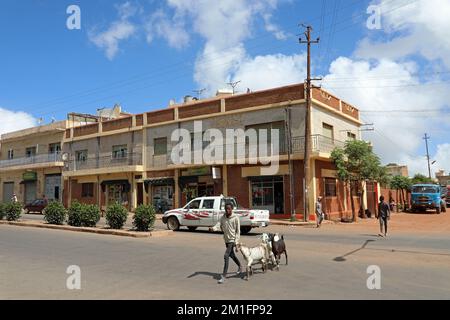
0 203 6 220
133 204 156 231
106 203 128 229
331 140 384 222
44 201 67 225
5 202 22 221
411 174 435 185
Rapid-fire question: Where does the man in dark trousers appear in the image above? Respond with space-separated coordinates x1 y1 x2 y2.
378 196 390 237
316 196 325 228
210 203 242 284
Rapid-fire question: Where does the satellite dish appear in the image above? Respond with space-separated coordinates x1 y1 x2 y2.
61 152 69 161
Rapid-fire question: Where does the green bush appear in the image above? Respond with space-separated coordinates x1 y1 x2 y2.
81 204 101 227
43 201 67 225
67 201 83 227
0 202 6 220
106 203 128 229
133 204 156 231
67 202 100 227
5 202 22 221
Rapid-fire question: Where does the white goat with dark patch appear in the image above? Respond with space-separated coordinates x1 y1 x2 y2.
259 233 279 270
236 242 268 280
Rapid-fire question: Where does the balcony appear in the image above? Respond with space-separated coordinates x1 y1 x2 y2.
147 135 346 169
0 153 62 171
65 153 143 173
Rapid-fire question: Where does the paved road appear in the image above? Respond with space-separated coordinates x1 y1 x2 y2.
1 220 450 299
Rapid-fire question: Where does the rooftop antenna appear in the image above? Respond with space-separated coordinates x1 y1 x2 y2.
227 80 241 94
37 117 44 125
193 88 206 99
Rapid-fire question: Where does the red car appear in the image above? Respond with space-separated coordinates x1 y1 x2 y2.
23 199 48 214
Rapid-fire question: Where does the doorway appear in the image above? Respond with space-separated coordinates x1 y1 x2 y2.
137 183 144 206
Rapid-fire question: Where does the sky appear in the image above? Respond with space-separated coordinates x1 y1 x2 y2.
0 0 449 177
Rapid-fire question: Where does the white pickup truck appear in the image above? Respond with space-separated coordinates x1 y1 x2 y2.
162 195 270 234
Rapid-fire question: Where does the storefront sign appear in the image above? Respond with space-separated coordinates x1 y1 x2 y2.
182 167 210 177
22 171 37 181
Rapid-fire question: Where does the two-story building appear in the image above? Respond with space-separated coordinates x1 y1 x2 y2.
62 83 362 220
0 121 72 204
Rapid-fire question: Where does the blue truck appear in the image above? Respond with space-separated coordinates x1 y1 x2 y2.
411 184 447 214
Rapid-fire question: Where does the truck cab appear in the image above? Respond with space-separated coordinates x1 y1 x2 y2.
411 184 446 214
162 195 270 234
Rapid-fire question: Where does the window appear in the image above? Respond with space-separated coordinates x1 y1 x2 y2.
26 147 36 157
49 143 61 154
245 121 286 154
251 181 274 206
154 138 167 156
325 178 337 197
75 150 88 162
347 132 356 140
322 123 334 141
81 183 94 198
220 198 238 210
201 199 215 209
190 132 209 151
7 149 13 160
186 199 201 209
112 145 127 159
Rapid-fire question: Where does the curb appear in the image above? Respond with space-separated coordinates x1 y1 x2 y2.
0 220 173 238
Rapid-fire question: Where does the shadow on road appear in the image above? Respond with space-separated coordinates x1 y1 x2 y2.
177 229 262 237
334 239 376 262
187 271 245 280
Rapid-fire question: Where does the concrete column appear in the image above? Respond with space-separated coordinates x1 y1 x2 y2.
174 169 180 208
222 165 228 196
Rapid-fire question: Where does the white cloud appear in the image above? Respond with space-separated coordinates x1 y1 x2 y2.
0 107 36 136
89 2 137 60
433 143 450 175
321 57 450 176
263 13 287 40
356 0 450 68
145 10 189 49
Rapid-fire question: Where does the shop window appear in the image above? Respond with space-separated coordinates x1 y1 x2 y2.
82 183 94 198
325 178 337 197
154 138 167 156
251 181 275 206
112 145 128 159
201 199 215 209
107 184 128 205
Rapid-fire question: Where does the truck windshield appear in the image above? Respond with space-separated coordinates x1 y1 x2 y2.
412 186 438 194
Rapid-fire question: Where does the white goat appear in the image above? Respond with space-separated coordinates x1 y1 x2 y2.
259 233 279 270
236 242 268 280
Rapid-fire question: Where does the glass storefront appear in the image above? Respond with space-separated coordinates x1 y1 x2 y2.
250 176 284 214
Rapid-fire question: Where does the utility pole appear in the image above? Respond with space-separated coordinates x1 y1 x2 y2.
423 133 432 179
227 81 241 94
299 25 319 222
285 107 296 221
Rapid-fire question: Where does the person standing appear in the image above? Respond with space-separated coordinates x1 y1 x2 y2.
316 196 325 228
11 193 18 203
210 203 242 284
378 196 390 237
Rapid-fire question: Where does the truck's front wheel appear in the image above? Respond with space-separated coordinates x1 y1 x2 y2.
240 226 252 235
167 216 180 231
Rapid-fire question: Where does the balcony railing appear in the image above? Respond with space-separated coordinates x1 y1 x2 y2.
0 152 62 169
65 153 142 171
148 135 345 168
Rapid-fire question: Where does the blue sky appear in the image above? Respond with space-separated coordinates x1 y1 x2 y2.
0 0 449 176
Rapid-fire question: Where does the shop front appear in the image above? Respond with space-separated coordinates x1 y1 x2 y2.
21 171 38 204
179 166 222 205
249 176 284 214
101 180 131 209
144 177 174 213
